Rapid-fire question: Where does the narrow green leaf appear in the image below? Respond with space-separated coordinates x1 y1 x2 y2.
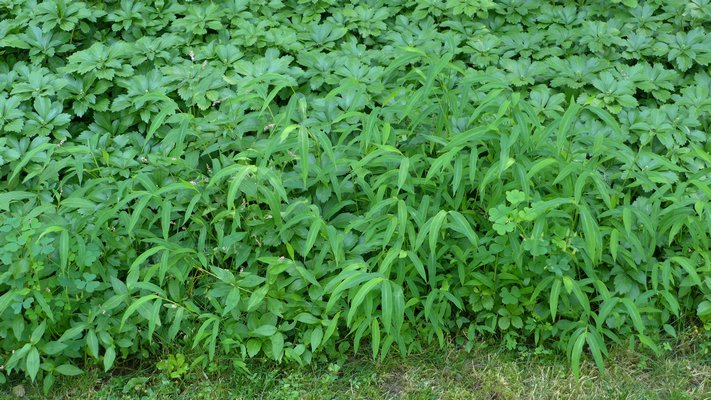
398 158 409 191
120 294 158 328
59 230 69 271
408 251 427 281
429 210 448 254
578 203 601 264
227 165 256 210
128 194 153 236
623 207 633 236
671 256 702 286
371 319 381 359
299 126 309 184
168 307 184 341
347 278 384 325
638 334 661 356
621 298 644 334
147 298 162 340
323 312 340 343
161 200 172 240
574 170 591 204
9 143 54 184
557 99 580 156
587 106 624 138
564 277 591 316
381 281 393 334
660 291 680 317
570 331 586 379
145 107 172 146
586 332 606 374
448 211 478 246
596 297 619 329
610 229 619 262
127 246 166 290
526 158 557 180
550 278 561 320
303 217 321 256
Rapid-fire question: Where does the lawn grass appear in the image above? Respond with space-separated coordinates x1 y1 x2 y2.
4 328 710 400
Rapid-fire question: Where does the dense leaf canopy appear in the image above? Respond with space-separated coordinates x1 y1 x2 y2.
1 0 710 392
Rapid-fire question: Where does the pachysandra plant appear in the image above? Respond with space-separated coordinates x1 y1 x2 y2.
0 0 710 394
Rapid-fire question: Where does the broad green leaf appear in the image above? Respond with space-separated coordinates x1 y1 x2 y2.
311 327 323 352
271 333 284 361
104 347 116 372
26 347 40 382
252 325 277 337
247 286 269 312
54 364 84 376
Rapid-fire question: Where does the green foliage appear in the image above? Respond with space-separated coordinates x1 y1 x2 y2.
1 0 710 392
156 353 189 380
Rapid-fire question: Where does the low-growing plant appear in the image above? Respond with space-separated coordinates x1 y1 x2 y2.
0 0 710 394
156 353 189 380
